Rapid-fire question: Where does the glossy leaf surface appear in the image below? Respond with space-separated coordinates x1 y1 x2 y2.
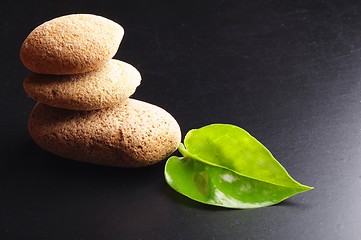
164 124 313 209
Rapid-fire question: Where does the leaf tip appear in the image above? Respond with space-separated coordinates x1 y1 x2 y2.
299 184 314 192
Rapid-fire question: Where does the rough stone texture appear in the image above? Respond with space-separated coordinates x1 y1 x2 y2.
28 99 182 167
20 14 124 74
23 59 141 110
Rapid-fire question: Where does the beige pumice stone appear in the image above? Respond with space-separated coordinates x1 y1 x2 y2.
28 99 182 167
23 59 141 111
20 14 124 74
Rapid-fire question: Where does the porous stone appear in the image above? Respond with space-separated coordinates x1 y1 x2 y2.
20 14 124 74
28 99 182 167
23 59 141 110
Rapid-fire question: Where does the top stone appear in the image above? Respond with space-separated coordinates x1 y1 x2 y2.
20 14 124 75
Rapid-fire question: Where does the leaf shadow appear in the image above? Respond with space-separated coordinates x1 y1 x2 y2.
275 198 313 210
277 199 302 207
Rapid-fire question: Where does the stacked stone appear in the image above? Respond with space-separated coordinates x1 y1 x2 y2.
20 14 181 167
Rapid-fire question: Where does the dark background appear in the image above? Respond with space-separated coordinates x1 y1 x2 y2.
1 0 361 239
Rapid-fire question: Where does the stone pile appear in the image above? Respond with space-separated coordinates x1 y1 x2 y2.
20 14 181 167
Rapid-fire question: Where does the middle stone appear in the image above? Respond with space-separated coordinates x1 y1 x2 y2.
23 59 141 111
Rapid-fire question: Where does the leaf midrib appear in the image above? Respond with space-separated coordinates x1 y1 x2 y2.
178 143 312 191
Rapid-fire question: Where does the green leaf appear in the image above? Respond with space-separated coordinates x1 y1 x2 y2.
164 124 313 209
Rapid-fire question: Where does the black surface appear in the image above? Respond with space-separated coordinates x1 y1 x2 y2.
1 0 361 239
